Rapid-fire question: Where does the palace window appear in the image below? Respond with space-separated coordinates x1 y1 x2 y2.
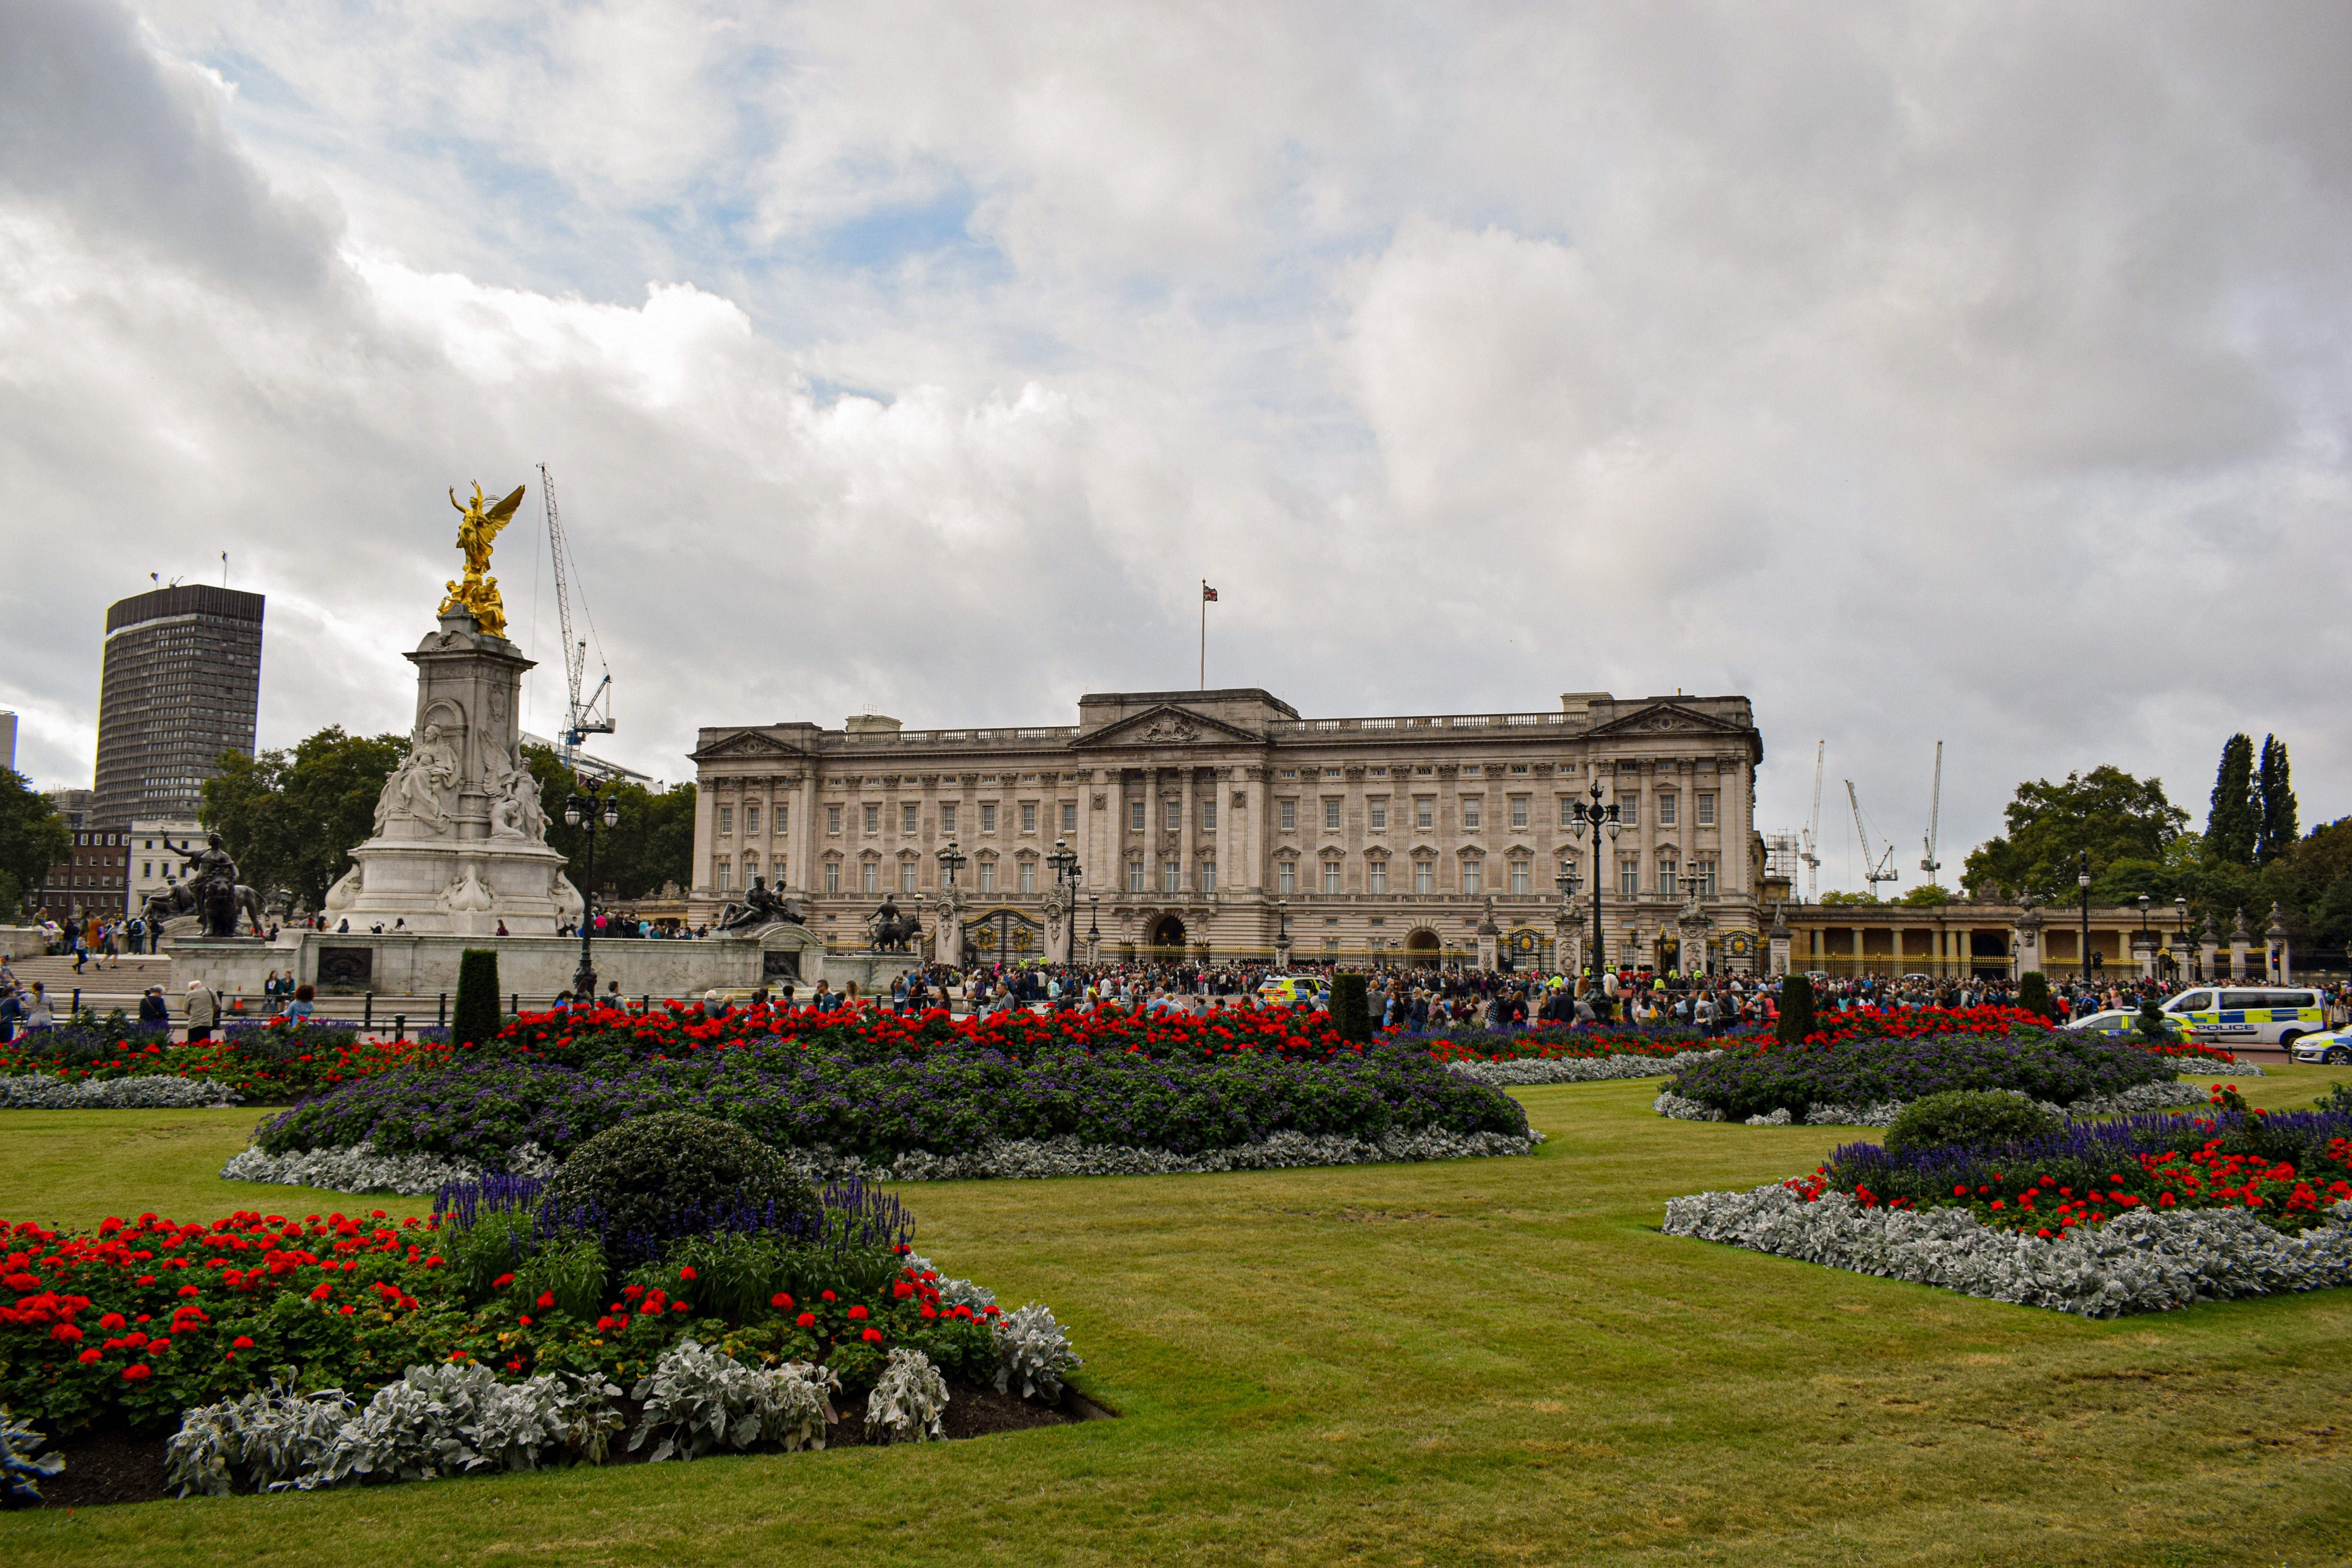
1461 797 1482 830
1278 861 1297 895
902 803 918 833
864 805 880 834
1510 860 1530 896
1130 799 1146 831
1559 796 1575 829
978 862 996 894
1163 860 1181 893
1694 857 1719 895
1368 798 1387 830
1415 861 1434 895
1657 856 1677 898
715 858 731 890
745 805 760 835
1368 860 1387 895
718 806 733 835
862 862 880 894
1201 798 1216 832
1323 863 1342 894
777 804 788 835
1279 768 1299 779
940 804 955 833
1463 765 1482 778
1618 796 1637 828
901 862 918 893
1415 798 1433 830
1510 796 1529 830
1020 861 1038 893
1063 802 1078 831
1022 802 1037 833
1657 794 1678 827
1462 860 1483 896
1165 798 1181 831
1129 860 1146 893
1697 792 1717 827
980 803 996 832
825 862 840 894
1280 799 1297 830
1323 768 1342 779
1324 798 1341 831
1619 857 1641 897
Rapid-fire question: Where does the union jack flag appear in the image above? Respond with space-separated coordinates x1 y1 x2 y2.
1202 584 1219 601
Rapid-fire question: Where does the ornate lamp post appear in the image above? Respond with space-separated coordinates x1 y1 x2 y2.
2174 895 2189 981
1274 897 1291 970
1568 780 1621 984
2078 852 2094 988
562 779 621 999
1086 893 1101 965
935 837 967 892
1047 837 1079 891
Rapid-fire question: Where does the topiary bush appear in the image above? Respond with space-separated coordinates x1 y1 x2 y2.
2018 970 2054 1022
1883 1090 2062 1154
452 949 501 1049
1776 974 1816 1045
1329 973 1371 1043
546 1112 820 1265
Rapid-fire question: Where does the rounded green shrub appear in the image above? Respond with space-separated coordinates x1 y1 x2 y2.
1777 974 1817 1045
547 1112 819 1258
1330 973 1372 1043
2018 970 2054 1022
453 949 502 1048
1882 1090 2061 1154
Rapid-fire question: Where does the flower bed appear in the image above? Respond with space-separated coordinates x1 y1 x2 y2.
0 1021 441 1103
2 1175 1078 1473
240 1039 1533 1176
1418 1026 1730 1063
1661 1031 2183 1122
1448 1049 1725 1088
0 1075 243 1110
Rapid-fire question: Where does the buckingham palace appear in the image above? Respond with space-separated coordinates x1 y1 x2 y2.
686 687 1768 971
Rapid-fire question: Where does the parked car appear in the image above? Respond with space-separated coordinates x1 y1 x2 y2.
2160 987 2327 1049
2289 1029 2352 1067
1257 975 1324 1007
2062 1007 2185 1042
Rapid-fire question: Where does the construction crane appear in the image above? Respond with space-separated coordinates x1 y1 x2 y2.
1845 779 1900 898
1919 740 1944 886
537 465 615 772
1798 741 1825 902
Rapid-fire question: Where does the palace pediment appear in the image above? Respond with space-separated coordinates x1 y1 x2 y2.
1584 702 1751 740
690 729 809 762
1068 703 1265 750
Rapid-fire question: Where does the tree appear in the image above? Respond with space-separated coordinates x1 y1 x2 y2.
522 745 696 899
1818 889 1885 907
452 949 501 1047
1961 766 2187 902
2256 735 2297 866
2018 971 2054 1021
201 728 409 914
0 768 72 918
2205 734 2257 866
1776 974 1816 1044
1899 884 1954 907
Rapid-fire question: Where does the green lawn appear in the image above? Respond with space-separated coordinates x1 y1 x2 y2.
5 1067 2351 1566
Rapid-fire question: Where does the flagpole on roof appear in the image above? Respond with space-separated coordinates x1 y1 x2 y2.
1200 580 1207 690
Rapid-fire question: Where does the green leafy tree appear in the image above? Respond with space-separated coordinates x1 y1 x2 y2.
1898 884 1953 907
522 746 695 900
2018 971 2054 1021
2205 734 2257 866
1817 889 1885 907
201 728 408 914
0 768 73 918
1961 766 2187 902
2256 735 2297 866
1776 974 1816 1044
452 950 501 1046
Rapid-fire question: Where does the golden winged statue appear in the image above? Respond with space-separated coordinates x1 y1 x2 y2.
438 482 526 636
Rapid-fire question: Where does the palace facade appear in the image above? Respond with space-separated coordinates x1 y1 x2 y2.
687 687 1767 971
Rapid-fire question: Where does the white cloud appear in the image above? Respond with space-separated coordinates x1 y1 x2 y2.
1 0 2348 891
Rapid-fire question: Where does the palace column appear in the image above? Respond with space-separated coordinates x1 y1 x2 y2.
1180 766 1198 893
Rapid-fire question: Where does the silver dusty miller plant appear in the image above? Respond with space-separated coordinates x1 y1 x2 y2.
865 1347 950 1443
629 1340 841 1461
993 1302 1083 1402
164 1366 619 1496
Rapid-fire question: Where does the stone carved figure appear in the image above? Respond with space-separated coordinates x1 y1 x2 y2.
487 757 546 842
377 723 460 835
717 877 807 934
142 878 268 938
181 833 244 937
866 893 922 953
439 483 526 637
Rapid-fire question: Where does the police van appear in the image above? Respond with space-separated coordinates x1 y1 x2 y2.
2160 987 2327 1048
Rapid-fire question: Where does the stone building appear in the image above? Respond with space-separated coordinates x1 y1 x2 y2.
688 687 1767 970
92 585 265 828
1774 897 2304 985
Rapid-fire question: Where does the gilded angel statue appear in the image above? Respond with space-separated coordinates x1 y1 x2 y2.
438 481 526 635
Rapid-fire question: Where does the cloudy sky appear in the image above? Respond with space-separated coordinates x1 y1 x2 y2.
4 0 2347 893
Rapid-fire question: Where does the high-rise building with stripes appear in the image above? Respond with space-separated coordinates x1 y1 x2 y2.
92 586 265 827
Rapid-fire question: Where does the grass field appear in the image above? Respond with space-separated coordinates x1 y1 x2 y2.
4 1066 2350 1566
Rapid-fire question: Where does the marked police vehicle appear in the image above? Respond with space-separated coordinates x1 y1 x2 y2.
2289 1029 2352 1066
2159 987 2327 1049
2062 1007 2186 1042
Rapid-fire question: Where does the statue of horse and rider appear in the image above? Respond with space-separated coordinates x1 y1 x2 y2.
143 833 269 938
866 893 923 953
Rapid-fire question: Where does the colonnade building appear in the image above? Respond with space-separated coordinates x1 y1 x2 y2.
688 687 1767 970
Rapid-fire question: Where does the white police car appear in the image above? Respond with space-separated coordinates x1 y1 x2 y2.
2062 1008 2186 1042
2289 1029 2352 1066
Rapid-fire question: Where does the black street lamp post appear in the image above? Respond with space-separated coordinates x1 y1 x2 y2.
1568 780 1621 985
563 779 621 1000
2174 896 2189 981
1274 898 1291 968
935 837 967 894
1086 893 1100 964
1047 838 1079 891
2078 852 2094 987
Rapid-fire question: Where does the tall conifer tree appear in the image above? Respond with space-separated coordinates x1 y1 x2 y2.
2206 733 2257 866
2256 734 2297 866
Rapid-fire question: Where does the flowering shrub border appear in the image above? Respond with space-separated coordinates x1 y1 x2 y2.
1655 1081 2211 1127
1 1074 243 1110
1446 1050 1724 1088
1662 1183 2352 1318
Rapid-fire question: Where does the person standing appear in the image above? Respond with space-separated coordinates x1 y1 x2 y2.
24 982 55 1030
185 979 219 1042
139 986 170 1029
